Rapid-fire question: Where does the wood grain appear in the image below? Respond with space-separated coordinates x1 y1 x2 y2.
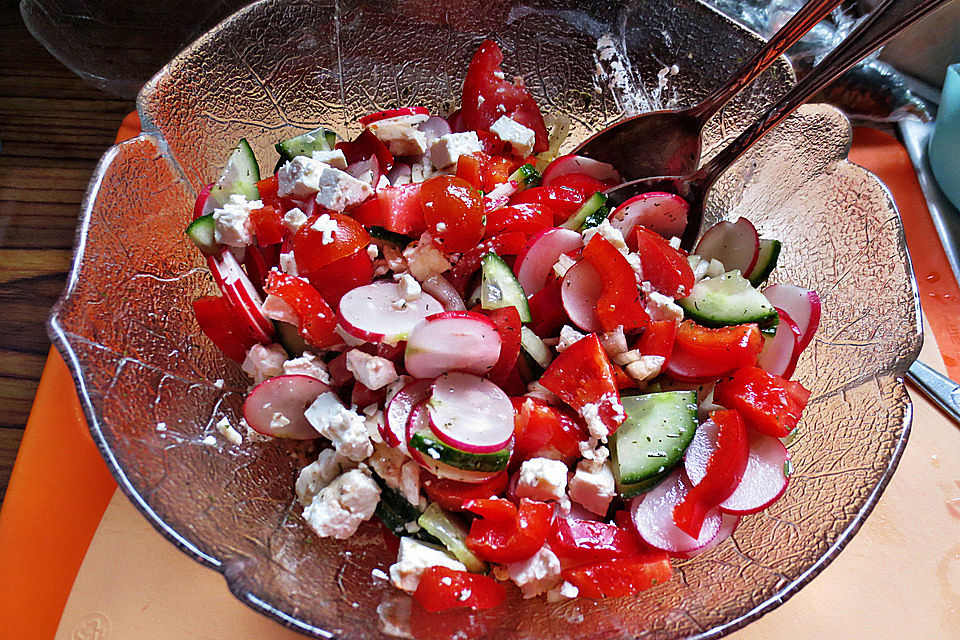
0 6 132 502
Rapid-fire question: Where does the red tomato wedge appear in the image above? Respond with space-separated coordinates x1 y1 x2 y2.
581 234 650 333
264 271 339 348
511 186 585 225
354 182 427 237
420 175 485 252
249 205 284 246
192 295 258 362
461 40 548 153
293 211 370 273
484 203 554 238
464 497 552 563
630 225 694 299
305 248 374 310
713 366 811 438
562 557 673 598
485 306 522 385
665 321 763 381
413 567 506 612
511 397 586 462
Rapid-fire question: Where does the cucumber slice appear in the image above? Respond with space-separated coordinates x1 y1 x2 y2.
520 326 552 370
211 138 261 205
369 226 414 248
678 271 778 330
275 127 338 162
417 503 488 573
184 214 219 256
480 252 532 322
560 192 609 231
371 473 440 543
747 239 781 286
508 163 541 189
409 432 510 473
611 391 698 498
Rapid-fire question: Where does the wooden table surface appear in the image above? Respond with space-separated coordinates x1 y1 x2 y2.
0 7 132 503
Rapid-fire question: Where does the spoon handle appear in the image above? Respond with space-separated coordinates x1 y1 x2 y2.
699 0 952 183
691 0 846 123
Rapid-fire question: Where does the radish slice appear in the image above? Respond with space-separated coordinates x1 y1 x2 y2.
243 374 329 439
684 417 720 487
561 260 602 332
386 161 412 186
447 109 465 133
346 155 381 187
762 284 821 352
406 403 501 483
630 468 722 554
427 372 514 453
719 432 791 515
542 154 621 186
194 183 215 220
483 180 520 211
404 311 502 379
694 218 760 276
758 308 803 379
359 106 429 127
419 116 452 145
609 192 689 240
338 281 443 343
208 250 274 342
516 228 584 296
421 275 466 312
676 513 740 559
384 379 432 453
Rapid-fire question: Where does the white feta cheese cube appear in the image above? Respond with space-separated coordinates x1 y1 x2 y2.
279 250 299 275
506 544 562 598
261 293 299 325
403 234 452 281
301 468 380 539
311 148 348 170
646 290 684 323
296 448 356 506
215 417 243 446
283 352 330 383
625 355 665 383
397 274 422 302
389 537 466 593
705 259 726 278
552 253 577 279
283 207 308 234
568 459 616 516
304 391 374 461
581 219 629 254
368 114 429 156
314 166 374 212
430 132 482 169
557 325 586 353
277 155 327 198
489 115 536 157
599 326 628 357
516 457 568 501
546 581 579 602
241 343 287 385
212 193 261 247
311 212 339 245
345 349 398 390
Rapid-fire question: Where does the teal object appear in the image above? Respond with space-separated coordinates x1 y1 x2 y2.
929 63 960 210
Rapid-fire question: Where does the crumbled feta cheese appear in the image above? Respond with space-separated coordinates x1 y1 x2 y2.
435 222 447 233
296 449 357 506
311 148 348 170
389 537 466 593
552 253 577 279
582 219 629 254
372 568 389 581
626 252 644 280
215 416 243 445
403 233 452 281
376 174 391 191
557 325 586 353
689 254 709 281
269 412 290 432
705 259 726 278
599 326 628 357
580 401 610 441
397 274 422 302
578 444 609 473
314 166 375 212
646 290 684 323
212 193 261 247
261 293 299 325
368 114 429 156
244 422 273 442
283 207 308 234
366 244 379 260
410 155 435 183
301 468 380 539
156 422 167 432
430 132 483 169
489 115 536 157
368 443 407 487
277 155 327 198
625 355 665 383
201 435 217 446
304 391 374 461
546 581 580 602
311 212 339 245
668 236 682 249
569 459 616 516
241 343 287 385
516 458 569 501
279 251 298 275
212 378 225 389
506 544 562 598
283 352 331 383
612 349 642 366
345 349 398 390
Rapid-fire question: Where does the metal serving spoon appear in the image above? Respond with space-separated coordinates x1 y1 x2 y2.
604 0 955 250
575 0 846 181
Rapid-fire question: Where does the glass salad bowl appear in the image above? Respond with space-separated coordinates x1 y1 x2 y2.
48 0 922 637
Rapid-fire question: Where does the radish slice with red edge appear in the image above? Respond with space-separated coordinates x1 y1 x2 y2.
404 311 502 379
243 374 329 439
421 275 466 311
406 402 501 483
427 372 514 453
338 281 443 343
419 116 452 145
359 106 429 127
515 228 583 296
207 250 274 342
719 432 791 515
386 161 412 186
194 183 215 220
609 192 689 240
542 154 621 186
447 109 465 133
684 416 721 487
561 259 602 332
694 218 760 276
346 155 381 187
676 512 740 558
483 180 520 211
758 308 803 378
630 468 722 554
762 284 821 352
384 378 432 453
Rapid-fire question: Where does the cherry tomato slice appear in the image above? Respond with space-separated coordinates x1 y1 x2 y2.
292 211 370 273
420 175 485 253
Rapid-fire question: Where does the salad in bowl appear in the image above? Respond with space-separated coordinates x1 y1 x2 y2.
186 39 820 612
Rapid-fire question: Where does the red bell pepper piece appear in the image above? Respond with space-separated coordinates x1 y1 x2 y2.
422 472 509 512
713 366 811 438
548 173 616 197
665 320 763 381
511 397 586 462
461 40 549 153
630 225 695 299
511 186 585 225
464 497 552 563
562 557 673 598
482 155 516 191
264 271 339 348
527 278 566 338
637 320 678 362
255 175 281 210
485 306 521 386
476 130 510 156
447 231 528 295
353 182 427 237
672 409 749 538
413 566 506 612
336 128 394 172
249 205 285 246
538 333 625 435
304 247 373 311
192 295 258 362
582 234 651 333
550 517 649 566
455 152 488 190
483 203 554 239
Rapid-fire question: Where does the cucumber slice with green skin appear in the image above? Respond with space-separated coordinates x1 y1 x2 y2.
369 226 414 248
275 127 338 162
417 503 488 573
408 432 511 473
371 474 440 543
480 252 532 322
678 271 778 330
747 239 781 286
560 192 609 231
611 391 698 498
210 139 261 205
508 163 541 189
520 326 552 370
184 214 219 256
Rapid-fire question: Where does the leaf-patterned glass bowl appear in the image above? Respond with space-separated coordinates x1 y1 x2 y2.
48 0 922 637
